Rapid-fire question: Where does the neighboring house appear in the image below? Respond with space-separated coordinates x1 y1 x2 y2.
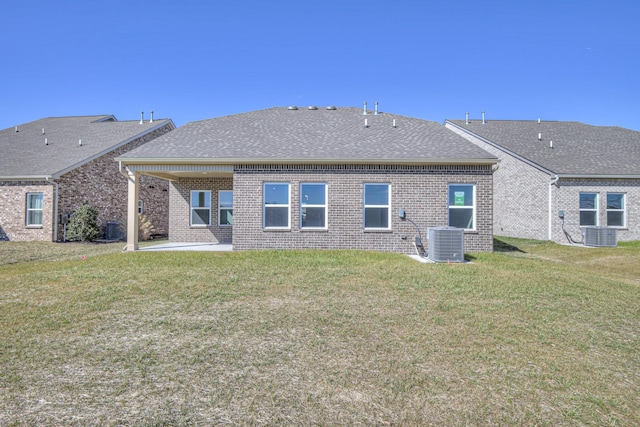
116 106 498 254
0 115 175 242
445 118 640 243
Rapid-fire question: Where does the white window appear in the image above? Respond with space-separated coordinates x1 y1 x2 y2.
190 190 211 226
26 193 43 226
607 193 625 227
300 183 327 229
219 190 233 226
579 193 598 226
263 183 290 229
448 184 475 230
363 183 391 229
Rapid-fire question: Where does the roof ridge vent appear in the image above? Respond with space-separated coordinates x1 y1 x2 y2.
307 106 318 110
326 106 336 110
287 106 298 110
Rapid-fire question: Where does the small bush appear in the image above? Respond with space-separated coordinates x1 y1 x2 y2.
138 214 156 241
120 214 156 240
66 204 101 242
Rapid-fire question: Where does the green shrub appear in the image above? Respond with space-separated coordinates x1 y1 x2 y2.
66 204 101 242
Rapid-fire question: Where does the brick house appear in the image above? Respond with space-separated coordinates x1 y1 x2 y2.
116 106 498 254
445 118 640 243
0 115 175 242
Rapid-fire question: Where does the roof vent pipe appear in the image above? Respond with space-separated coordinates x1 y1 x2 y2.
140 111 144 124
42 128 45 134
365 118 369 128
374 101 379 115
393 119 396 128
538 118 541 124
363 102 368 115
482 111 486 125
79 139 83 146
150 111 154 123
550 140 553 149
538 132 542 140
14 126 18 133
465 112 469 124
45 138 48 145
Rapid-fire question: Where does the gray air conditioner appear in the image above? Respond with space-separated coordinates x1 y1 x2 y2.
105 221 123 241
582 226 617 247
428 227 465 263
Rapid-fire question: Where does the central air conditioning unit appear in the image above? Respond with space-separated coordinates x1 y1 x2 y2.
428 227 465 263
105 221 123 241
582 226 617 247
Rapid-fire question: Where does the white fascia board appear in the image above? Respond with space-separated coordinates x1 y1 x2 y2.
556 174 640 179
116 157 498 166
0 175 52 181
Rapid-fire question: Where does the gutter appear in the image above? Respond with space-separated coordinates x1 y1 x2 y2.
46 177 59 242
548 175 559 240
114 157 499 166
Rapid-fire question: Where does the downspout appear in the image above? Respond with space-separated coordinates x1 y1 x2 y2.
46 177 59 242
548 175 559 240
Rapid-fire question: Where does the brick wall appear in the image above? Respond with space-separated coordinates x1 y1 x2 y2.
0 182 54 241
224 164 493 253
169 177 234 243
56 123 173 241
447 123 551 240
447 123 640 243
553 178 640 243
0 123 173 242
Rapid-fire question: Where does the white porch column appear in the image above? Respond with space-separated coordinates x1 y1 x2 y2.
125 168 140 251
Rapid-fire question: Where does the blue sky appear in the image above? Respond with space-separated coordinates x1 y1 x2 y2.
1 1 638 130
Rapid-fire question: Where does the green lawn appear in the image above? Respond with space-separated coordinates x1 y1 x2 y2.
0 238 638 426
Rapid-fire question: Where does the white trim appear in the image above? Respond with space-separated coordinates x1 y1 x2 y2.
447 183 476 231
300 183 328 230
579 192 599 226
190 190 212 227
363 183 392 230
263 183 291 229
218 190 233 226
606 192 626 228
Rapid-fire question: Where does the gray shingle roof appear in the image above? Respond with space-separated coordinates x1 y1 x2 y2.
447 119 640 176
118 107 496 164
0 116 173 178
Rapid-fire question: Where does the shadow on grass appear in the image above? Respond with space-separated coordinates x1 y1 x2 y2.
493 237 526 253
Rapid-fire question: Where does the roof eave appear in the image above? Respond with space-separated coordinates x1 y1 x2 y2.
0 175 53 181
557 174 640 179
115 157 498 166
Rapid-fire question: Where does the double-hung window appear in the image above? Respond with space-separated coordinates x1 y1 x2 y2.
26 193 43 226
363 183 391 229
300 183 327 229
219 190 233 226
606 193 625 227
579 193 598 226
263 183 290 228
190 190 211 226
448 184 475 230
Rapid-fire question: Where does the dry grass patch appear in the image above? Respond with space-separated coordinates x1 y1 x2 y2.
0 239 638 425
